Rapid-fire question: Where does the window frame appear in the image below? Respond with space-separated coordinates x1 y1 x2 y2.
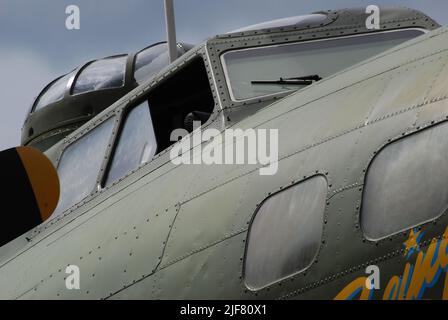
132 42 193 85
51 51 220 217
360 122 448 241
70 54 129 96
99 55 217 187
220 28 428 103
243 174 328 290
100 100 157 188
54 114 119 215
32 70 77 113
133 42 169 85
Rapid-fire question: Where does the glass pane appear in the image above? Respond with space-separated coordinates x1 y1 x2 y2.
361 123 448 240
73 56 127 95
245 175 327 290
105 101 157 186
223 29 424 100
134 43 170 85
34 70 76 111
52 118 115 217
230 13 327 33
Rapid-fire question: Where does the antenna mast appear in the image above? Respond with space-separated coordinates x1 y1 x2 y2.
164 0 178 63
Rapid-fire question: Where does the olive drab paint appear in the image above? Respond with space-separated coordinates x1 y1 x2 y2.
0 7 445 300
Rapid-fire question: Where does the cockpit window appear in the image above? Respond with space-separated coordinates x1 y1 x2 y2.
52 117 115 217
134 43 171 85
222 29 425 101
34 70 76 111
104 101 157 186
50 57 214 217
73 56 127 95
144 57 215 151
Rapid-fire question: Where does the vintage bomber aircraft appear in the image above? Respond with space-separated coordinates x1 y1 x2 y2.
1 6 448 300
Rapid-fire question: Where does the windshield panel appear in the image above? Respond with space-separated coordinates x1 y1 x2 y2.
104 101 157 186
134 43 170 85
73 56 127 95
222 29 425 101
52 117 115 217
34 70 76 111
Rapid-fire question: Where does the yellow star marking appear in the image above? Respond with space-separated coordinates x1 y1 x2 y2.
403 229 422 257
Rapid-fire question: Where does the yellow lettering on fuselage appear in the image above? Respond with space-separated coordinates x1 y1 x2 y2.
335 226 448 300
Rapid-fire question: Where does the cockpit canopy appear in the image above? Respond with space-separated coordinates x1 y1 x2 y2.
22 42 192 152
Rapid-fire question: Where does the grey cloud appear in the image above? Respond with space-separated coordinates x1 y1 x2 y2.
0 0 447 150
0 48 56 149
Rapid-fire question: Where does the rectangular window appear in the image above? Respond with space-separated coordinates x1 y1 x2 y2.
222 29 424 101
361 122 448 240
103 57 214 187
142 57 215 151
52 117 115 217
245 175 327 290
73 56 127 95
104 101 157 187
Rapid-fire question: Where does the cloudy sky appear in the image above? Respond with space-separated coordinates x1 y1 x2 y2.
0 0 447 150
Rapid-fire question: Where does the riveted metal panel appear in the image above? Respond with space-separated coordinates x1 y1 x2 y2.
2 8 448 300
11 204 179 299
111 233 248 299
